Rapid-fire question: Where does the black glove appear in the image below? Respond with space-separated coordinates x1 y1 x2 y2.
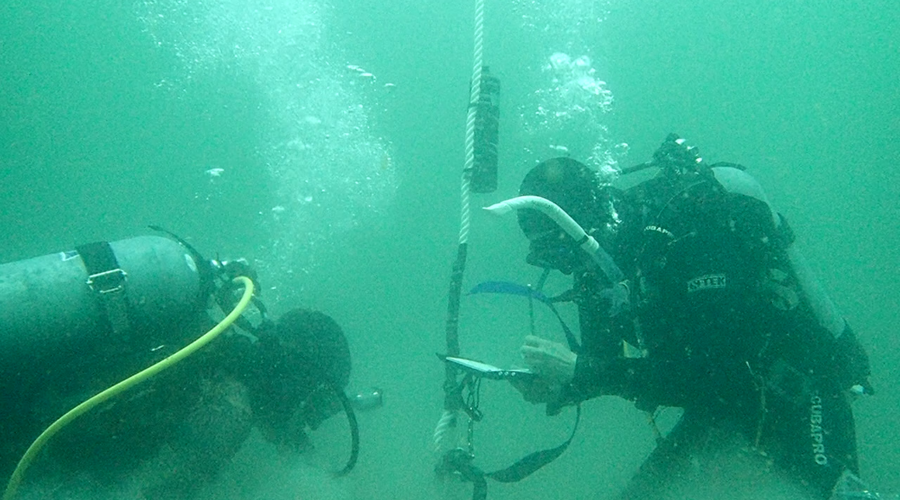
653 133 703 175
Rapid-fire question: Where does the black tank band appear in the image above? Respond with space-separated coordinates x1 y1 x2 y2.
77 241 131 336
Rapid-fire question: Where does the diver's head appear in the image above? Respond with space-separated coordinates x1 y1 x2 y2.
278 309 351 430
518 157 607 274
248 308 352 448
273 309 351 390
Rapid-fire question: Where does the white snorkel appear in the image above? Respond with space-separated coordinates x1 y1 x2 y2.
483 195 624 284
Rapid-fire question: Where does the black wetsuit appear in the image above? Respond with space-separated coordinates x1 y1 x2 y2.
560 168 871 499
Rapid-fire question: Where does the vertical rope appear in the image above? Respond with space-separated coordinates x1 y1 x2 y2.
434 0 487 455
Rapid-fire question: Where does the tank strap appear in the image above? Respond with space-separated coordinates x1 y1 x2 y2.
77 241 131 336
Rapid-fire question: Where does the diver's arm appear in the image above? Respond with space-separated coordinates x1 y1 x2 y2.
515 330 647 413
546 354 648 414
514 336 648 414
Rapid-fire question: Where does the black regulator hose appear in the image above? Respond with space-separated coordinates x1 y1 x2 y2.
333 386 361 476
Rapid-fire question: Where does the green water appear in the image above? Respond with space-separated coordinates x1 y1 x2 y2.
1 0 897 498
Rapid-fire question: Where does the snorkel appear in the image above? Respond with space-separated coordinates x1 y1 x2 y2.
484 195 624 284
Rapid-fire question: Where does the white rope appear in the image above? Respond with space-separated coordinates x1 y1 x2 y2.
432 409 458 453
458 0 485 246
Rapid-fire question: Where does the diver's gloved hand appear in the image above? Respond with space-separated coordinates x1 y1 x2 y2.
653 133 703 174
520 335 577 385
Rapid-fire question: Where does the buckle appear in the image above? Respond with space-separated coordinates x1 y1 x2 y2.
86 268 128 294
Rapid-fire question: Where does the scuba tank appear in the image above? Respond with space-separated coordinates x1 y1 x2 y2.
626 134 870 393
709 164 846 338
625 134 848 341
0 235 208 386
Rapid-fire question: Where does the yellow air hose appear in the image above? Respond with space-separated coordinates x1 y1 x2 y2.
3 276 255 500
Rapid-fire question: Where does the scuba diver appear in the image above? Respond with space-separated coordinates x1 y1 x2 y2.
500 135 876 499
0 232 372 499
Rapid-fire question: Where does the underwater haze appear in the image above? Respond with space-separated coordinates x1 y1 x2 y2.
1 0 898 499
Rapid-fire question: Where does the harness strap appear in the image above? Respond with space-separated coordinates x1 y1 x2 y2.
545 301 581 353
488 404 581 482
